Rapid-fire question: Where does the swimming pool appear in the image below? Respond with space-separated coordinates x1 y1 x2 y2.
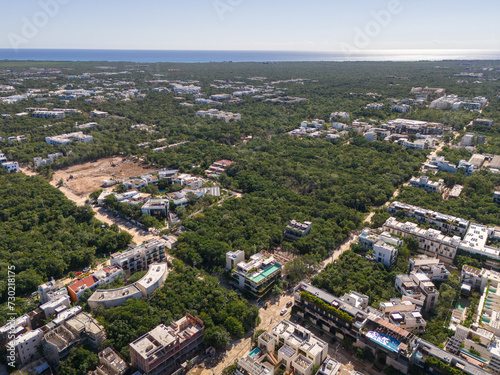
249 347 261 358
366 331 401 353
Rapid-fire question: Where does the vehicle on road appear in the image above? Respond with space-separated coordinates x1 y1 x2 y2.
280 308 287 316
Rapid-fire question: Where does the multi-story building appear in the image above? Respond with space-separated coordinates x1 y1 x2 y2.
45 132 93 145
226 250 246 270
32 110 65 119
130 315 204 375
266 319 328 367
371 241 399 267
205 159 235 178
383 217 460 262
494 192 500 204
408 255 450 281
358 228 403 251
33 152 63 168
2 161 20 173
395 272 439 311
38 280 68 304
387 201 469 237
293 283 489 375
8 328 44 366
90 347 129 375
427 156 457 173
379 299 426 332
90 110 108 118
111 239 167 274
171 174 204 189
458 223 500 263
39 295 71 319
284 220 312 241
196 109 241 122
67 266 123 302
141 199 169 217
409 176 444 194
88 284 143 310
230 253 282 298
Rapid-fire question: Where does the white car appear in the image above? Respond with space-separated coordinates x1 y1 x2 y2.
280 308 287 316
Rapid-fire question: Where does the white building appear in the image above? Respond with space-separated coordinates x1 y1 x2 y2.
88 263 168 310
494 192 500 204
2 161 19 173
141 198 169 217
409 255 450 281
226 250 245 270
45 132 93 145
196 109 241 122
267 319 328 367
372 241 399 267
383 217 460 262
8 329 44 366
409 176 444 193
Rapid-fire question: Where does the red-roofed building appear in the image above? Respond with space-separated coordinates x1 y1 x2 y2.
67 266 123 302
68 276 98 302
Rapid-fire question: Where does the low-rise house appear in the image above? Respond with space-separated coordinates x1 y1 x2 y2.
205 159 235 178
129 315 204 375
171 174 204 189
449 185 464 199
409 176 444 193
196 109 241 122
39 295 71 319
45 132 93 145
284 220 312 241
34 153 63 168
90 110 108 118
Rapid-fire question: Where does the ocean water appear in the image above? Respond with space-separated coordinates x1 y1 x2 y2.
0 49 499 63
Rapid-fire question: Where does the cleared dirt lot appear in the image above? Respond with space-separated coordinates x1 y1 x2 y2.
51 157 157 198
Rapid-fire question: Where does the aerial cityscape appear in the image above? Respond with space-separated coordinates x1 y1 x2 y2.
1 1 500 375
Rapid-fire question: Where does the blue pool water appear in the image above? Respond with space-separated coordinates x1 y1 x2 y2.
366 331 401 353
249 348 261 358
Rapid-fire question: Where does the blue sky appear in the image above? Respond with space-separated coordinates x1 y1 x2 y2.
1 0 499 51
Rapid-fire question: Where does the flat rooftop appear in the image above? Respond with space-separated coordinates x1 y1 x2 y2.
136 263 168 290
89 284 142 303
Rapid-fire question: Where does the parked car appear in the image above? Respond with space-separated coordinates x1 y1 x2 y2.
75 271 82 276
286 301 293 308
280 308 287 316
